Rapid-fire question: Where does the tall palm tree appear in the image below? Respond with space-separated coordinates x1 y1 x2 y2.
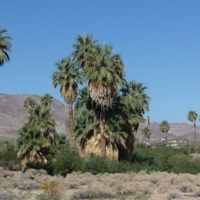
0 26 11 67
84 44 125 157
74 88 127 160
24 97 36 113
41 93 53 109
72 34 98 70
141 126 151 146
187 111 198 150
160 120 170 143
52 56 82 148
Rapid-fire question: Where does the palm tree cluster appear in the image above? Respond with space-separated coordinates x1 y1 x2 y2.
52 35 150 161
16 94 66 169
0 25 11 67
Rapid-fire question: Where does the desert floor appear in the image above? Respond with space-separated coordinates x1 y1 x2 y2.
1 168 200 200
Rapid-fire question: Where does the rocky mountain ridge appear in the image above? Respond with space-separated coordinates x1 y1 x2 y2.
0 94 69 141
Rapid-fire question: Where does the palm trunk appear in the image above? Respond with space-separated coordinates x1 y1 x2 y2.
147 116 150 128
194 123 197 151
147 137 151 146
93 111 97 136
165 132 168 144
69 103 75 148
100 111 106 157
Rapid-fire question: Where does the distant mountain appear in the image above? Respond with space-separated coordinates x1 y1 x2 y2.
0 94 199 142
0 94 69 141
138 121 200 141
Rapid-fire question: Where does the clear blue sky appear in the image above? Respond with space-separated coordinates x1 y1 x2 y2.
1 0 200 124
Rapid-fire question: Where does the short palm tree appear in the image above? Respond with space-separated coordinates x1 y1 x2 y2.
84 44 125 157
121 80 150 117
72 34 98 70
160 120 170 143
16 125 47 170
52 133 67 149
41 93 53 109
28 104 56 147
49 133 68 158
120 80 150 160
74 107 99 145
74 87 98 135
24 97 36 113
187 110 198 150
0 26 11 67
52 56 82 148
141 126 151 146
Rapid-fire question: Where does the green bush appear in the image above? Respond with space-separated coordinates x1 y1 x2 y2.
49 146 81 176
22 142 200 175
132 143 200 174
0 141 21 170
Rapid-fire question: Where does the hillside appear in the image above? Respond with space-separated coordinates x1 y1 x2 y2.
0 94 200 142
0 94 69 141
138 121 200 142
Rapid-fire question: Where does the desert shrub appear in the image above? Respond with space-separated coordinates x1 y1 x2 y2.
36 193 61 200
42 181 59 195
73 189 115 199
133 143 200 174
26 162 54 175
35 181 61 200
0 141 21 170
133 193 150 200
49 146 81 176
80 154 111 174
26 143 81 176
166 190 184 199
80 154 134 174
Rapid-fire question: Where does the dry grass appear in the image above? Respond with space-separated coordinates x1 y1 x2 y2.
1 169 200 199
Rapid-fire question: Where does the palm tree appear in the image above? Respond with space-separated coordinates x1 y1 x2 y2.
52 56 82 148
24 97 36 113
141 127 151 146
120 80 150 160
187 110 198 150
52 133 67 149
74 88 127 160
84 44 125 157
121 80 150 116
16 125 47 170
28 104 56 148
160 120 170 143
41 93 53 109
74 107 99 145
74 87 98 136
0 26 11 67
72 34 98 70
